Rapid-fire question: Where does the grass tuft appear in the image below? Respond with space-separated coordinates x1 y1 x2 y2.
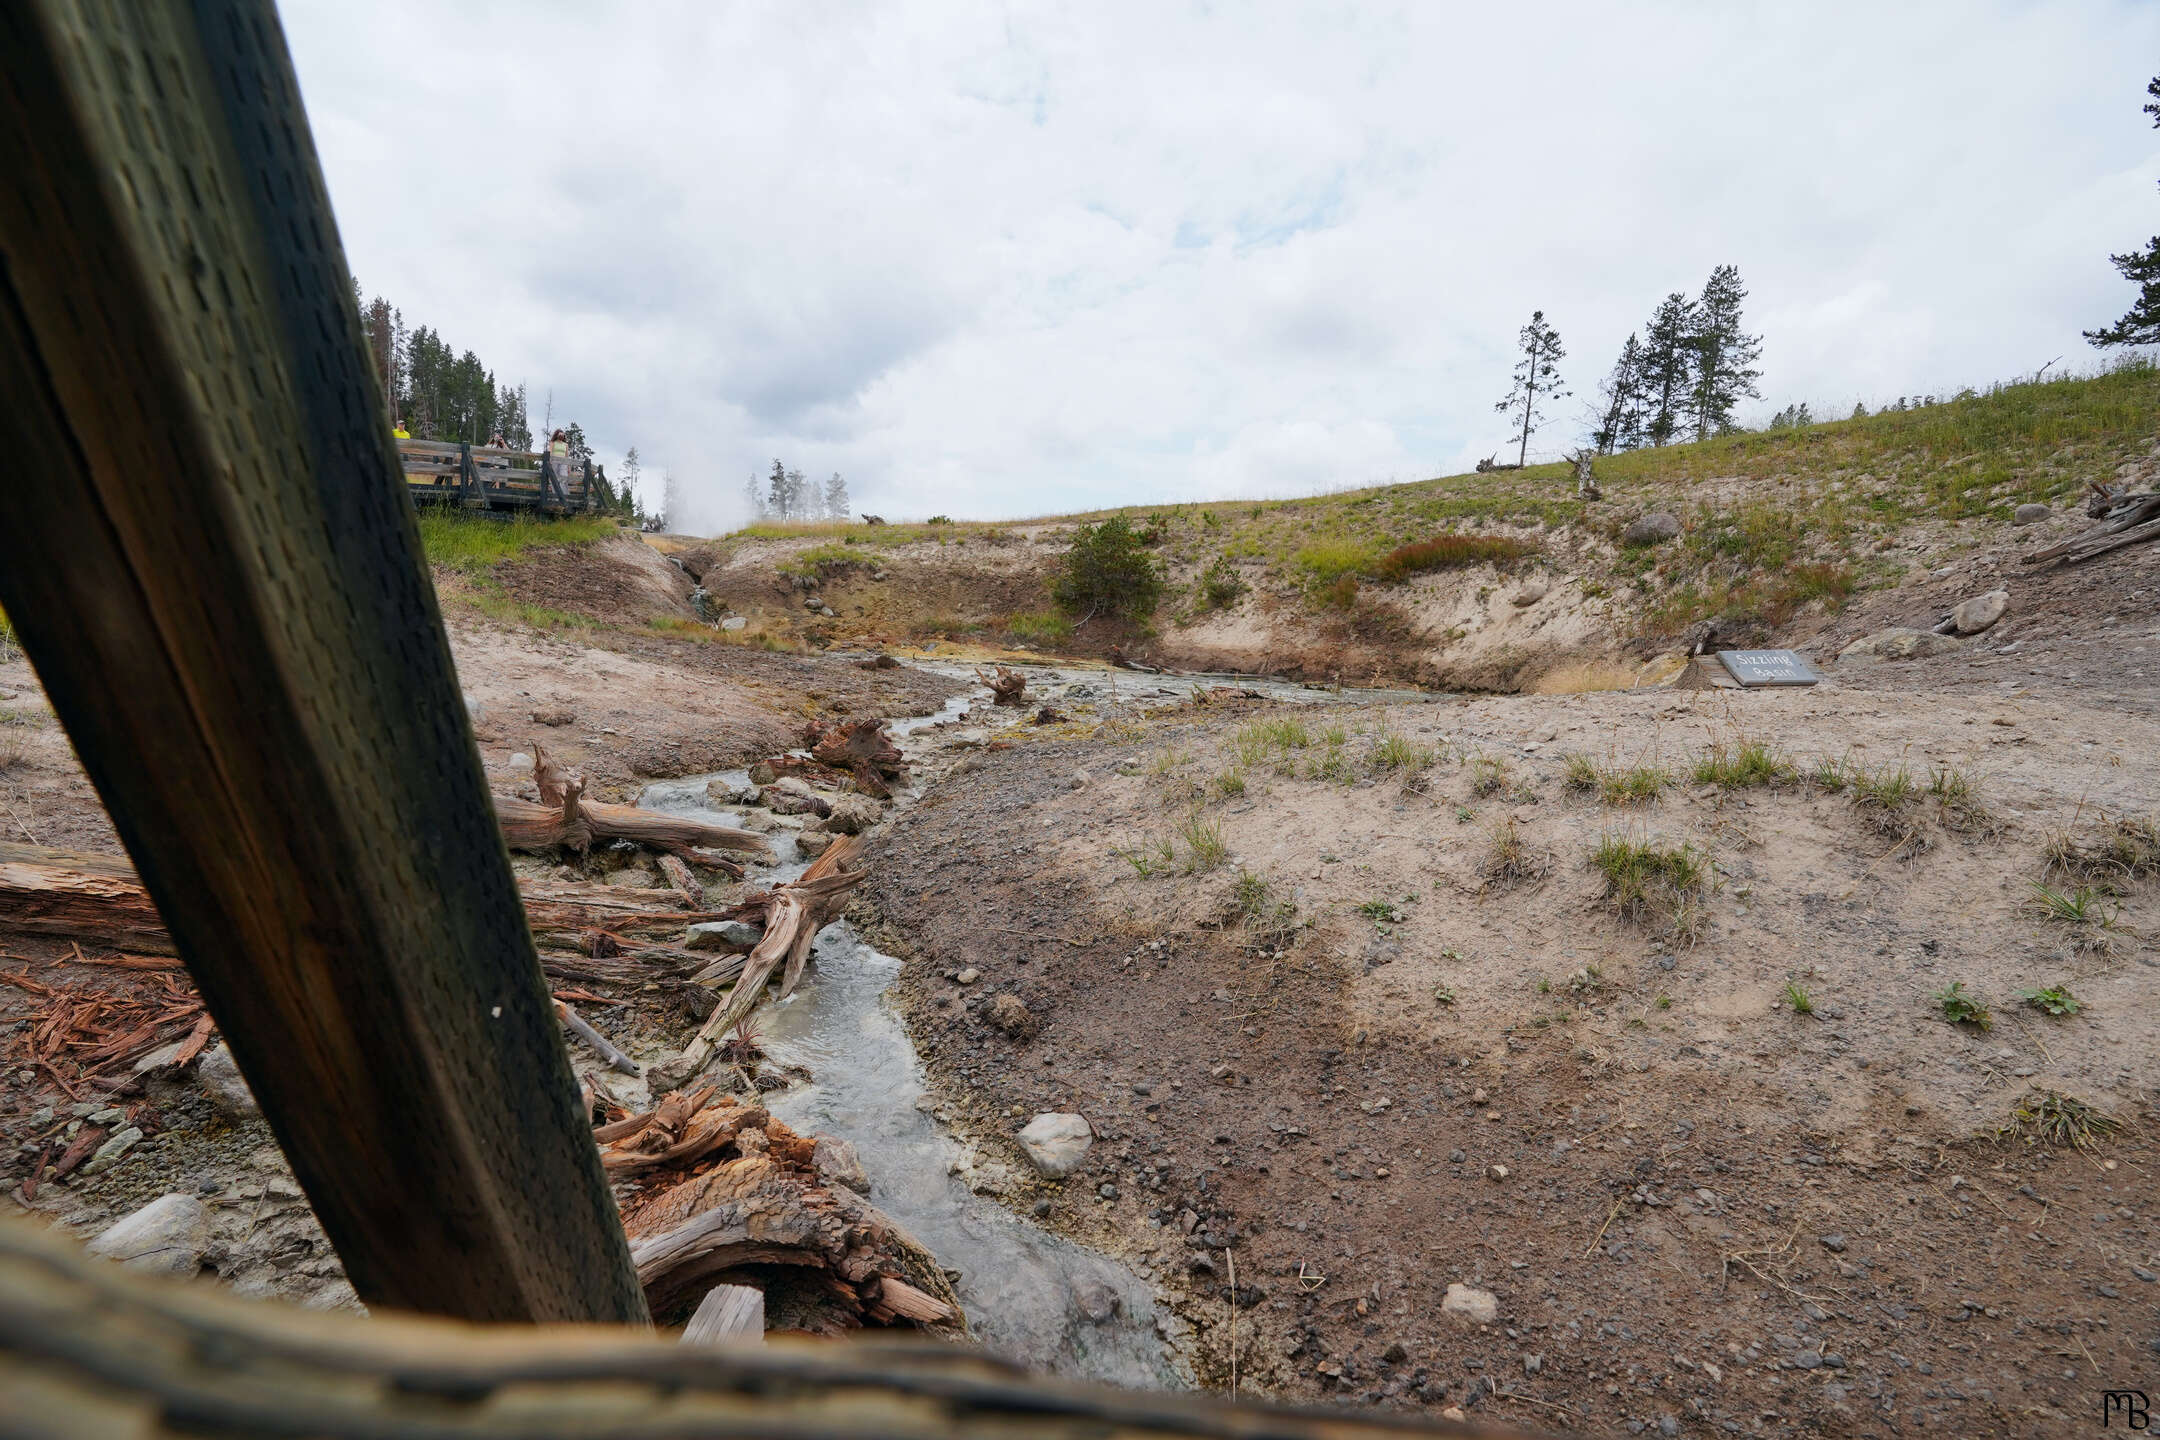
1692 739 1796 790
1996 1087 2124 1151
1591 833 1709 937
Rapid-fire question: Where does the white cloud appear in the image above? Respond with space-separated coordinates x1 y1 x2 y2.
282 0 2160 527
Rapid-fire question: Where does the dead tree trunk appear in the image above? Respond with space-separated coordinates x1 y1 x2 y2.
976 665 1028 705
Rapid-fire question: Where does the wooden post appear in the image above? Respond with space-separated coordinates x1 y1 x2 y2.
0 0 647 1325
458 440 477 506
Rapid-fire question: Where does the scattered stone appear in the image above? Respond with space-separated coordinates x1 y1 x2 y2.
703 777 744 805
197 1044 258 1120
1836 627 1965 667
80 1126 143 1177
1793 1350 1824 1370
1485 1164 1510 1182
748 759 779 785
1016 1112 1093 1178
2013 502 2051 525
812 1135 870 1194
1069 770 1091 791
1623 511 1683 546
1098 1182 1119 1201
794 830 835 857
683 919 764 952
1442 1283 1499 1325
530 706 576 726
984 993 1041 1039
955 967 980 985
720 616 748 632
605 868 659 889
505 752 535 775
85 1193 210 1277
1073 1280 1120 1323
1449 1149 1466 1164
822 795 884 835
1523 1353 1543 1376
1950 589 2009 635
1510 582 1548 608
131 1038 195 1076
1820 1232 1848 1253
1383 1341 1409 1363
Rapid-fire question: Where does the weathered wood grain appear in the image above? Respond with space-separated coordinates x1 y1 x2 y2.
0 0 642 1323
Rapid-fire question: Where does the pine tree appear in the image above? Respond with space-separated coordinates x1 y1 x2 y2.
1686 265 1764 441
621 446 641 502
2087 75 2160 347
1638 293 1695 447
785 469 807 521
1593 333 1648 454
824 472 850 521
767 460 791 521
1850 402 1869 420
742 474 765 521
1493 310 1568 468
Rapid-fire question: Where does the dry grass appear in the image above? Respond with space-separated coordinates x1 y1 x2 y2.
0 735 24 774
1996 1087 2125 1152
1529 660 1639 695
1482 817 1545 889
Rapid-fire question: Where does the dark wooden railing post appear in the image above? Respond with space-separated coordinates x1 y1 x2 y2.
458 440 476 505
0 0 647 1324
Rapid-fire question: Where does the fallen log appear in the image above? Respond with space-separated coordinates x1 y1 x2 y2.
0 844 176 954
558 1001 640 1076
2025 487 2160 566
497 745 768 865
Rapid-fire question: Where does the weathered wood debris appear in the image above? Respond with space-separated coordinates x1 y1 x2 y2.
802 718 909 798
975 664 1028 706
494 745 770 877
2024 482 2160 567
597 1086 960 1332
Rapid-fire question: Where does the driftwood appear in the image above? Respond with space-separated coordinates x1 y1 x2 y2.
975 664 1028 706
665 839 866 1086
2024 484 2160 567
656 854 706 909
681 1284 765 1345
0 843 176 954
804 720 908 800
558 1001 639 1076
755 754 853 788
494 746 769 868
612 1094 962 1332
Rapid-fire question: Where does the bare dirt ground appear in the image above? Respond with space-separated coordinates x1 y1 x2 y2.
859 655 2160 1436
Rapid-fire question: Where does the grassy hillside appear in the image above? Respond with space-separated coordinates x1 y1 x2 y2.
724 358 2160 645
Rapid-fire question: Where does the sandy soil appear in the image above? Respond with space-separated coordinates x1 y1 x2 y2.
858 658 2160 1436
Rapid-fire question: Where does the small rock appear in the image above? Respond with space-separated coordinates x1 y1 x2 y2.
794 830 835 857
2012 502 2051 525
197 1044 258 1120
1836 627 1965 667
1449 1149 1466 1164
822 795 884 835
1793 1350 1823 1370
80 1126 143 1177
605 868 659 889
1098 1182 1119 1201
1073 1280 1120 1323
985 993 1041 1039
683 919 764 952
1820 1232 1848 1253
1016 1112 1093 1177
1623 511 1683 546
720 616 748 632
1510 583 1548 608
85 1193 210 1277
812 1135 870 1194
1383 1340 1409 1363
703 777 743 805
131 1038 196 1076
530 706 576 726
748 759 779 786
1442 1282 1499 1325
1069 770 1091 791
1950 589 2009 635
1524 1353 1543 1376
505 752 535 775
955 967 980 985
1485 1164 1510 1182
1658 1417 1680 1439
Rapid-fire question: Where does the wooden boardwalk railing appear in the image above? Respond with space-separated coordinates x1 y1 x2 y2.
400 437 608 515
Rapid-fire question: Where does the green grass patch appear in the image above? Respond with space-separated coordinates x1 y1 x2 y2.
1371 533 1537 581
416 510 621 574
1934 980 1992 1031
1692 739 1796 789
1003 611 1073 644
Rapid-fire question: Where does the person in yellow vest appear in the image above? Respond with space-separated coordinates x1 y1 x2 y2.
392 419 410 439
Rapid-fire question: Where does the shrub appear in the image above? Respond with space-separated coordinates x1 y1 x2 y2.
1319 574 1359 609
1198 557 1246 610
1372 533 1537 581
1293 540 1375 583
1053 517 1163 622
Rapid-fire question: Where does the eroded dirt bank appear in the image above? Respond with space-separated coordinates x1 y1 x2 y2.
860 661 2160 1436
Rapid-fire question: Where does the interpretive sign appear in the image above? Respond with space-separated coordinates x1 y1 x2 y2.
1715 650 1823 687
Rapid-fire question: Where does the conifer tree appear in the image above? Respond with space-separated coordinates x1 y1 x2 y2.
742 474 766 521
1638 293 1695 446
1593 333 1648 453
2088 75 2160 347
824 472 850 520
1686 264 1764 441
1493 310 1568 468
766 460 792 521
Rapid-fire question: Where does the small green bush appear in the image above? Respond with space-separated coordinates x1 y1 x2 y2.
1054 517 1163 622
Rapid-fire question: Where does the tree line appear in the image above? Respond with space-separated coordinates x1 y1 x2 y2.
356 282 564 453
743 461 851 523
1492 264 1765 465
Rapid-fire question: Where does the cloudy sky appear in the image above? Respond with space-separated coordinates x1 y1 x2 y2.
285 2 2160 531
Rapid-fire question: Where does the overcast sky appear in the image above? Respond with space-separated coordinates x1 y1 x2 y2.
285 2 2160 530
